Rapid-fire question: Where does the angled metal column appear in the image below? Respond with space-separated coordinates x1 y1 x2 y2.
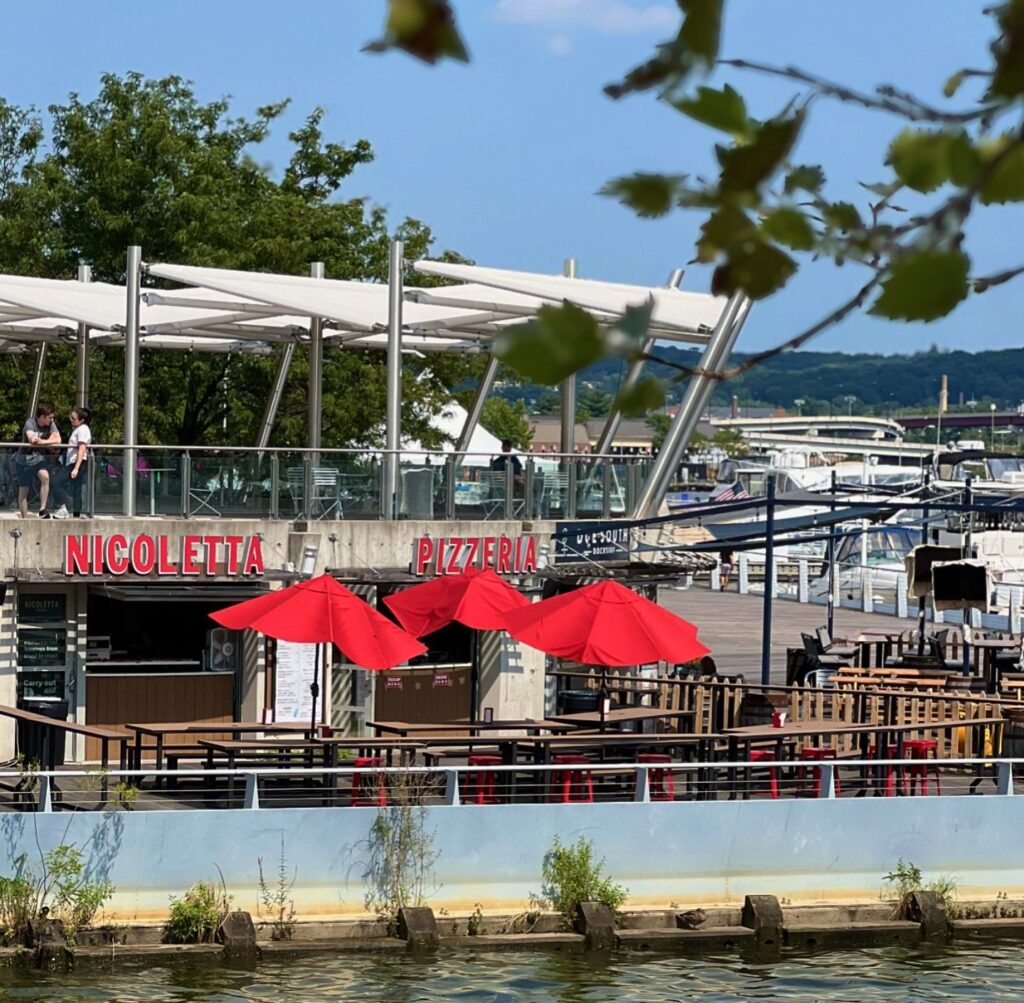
75 263 92 409
305 261 325 519
26 345 47 420
592 267 686 458
384 239 404 519
123 245 142 517
632 293 751 518
456 354 500 454
257 342 296 449
559 258 577 459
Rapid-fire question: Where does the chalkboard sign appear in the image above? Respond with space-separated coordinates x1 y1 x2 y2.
18 671 65 699
18 594 67 624
18 628 67 668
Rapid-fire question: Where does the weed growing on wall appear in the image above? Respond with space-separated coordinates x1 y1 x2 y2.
257 836 297 941
165 877 232 944
539 836 626 928
363 770 440 932
883 858 958 918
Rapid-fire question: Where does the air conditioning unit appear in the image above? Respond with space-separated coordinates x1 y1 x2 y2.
206 628 241 672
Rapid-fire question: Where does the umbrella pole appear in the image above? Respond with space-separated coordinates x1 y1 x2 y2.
310 643 320 736
470 631 480 722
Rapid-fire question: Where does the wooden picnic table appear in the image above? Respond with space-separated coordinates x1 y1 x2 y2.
0 704 129 773
548 706 696 734
968 637 1020 690
368 719 574 738
125 720 313 776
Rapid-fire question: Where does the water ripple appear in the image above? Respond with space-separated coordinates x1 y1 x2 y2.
4 944 1024 1002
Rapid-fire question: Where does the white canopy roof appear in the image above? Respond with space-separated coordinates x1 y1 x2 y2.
412 261 727 340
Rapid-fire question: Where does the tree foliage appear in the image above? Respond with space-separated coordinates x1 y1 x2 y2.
479 398 533 450
0 73 475 445
375 0 1024 415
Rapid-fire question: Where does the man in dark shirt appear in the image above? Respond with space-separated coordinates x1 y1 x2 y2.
490 439 524 487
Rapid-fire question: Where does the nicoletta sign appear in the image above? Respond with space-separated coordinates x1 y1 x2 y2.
412 535 537 576
64 534 265 576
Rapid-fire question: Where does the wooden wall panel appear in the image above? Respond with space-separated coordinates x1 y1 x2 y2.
84 673 234 761
373 666 471 724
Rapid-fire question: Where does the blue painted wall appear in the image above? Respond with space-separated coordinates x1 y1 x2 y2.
4 797 1018 922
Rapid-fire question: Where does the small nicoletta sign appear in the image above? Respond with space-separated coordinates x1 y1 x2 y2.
412 535 537 576
64 534 265 577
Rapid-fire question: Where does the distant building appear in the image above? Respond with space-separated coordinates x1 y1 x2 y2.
527 416 591 453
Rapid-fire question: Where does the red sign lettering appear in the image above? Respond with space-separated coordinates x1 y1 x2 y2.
63 534 265 578
410 535 538 576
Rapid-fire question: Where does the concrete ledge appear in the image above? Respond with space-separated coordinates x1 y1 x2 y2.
785 921 922 949
443 933 583 951
618 927 755 951
951 918 1024 939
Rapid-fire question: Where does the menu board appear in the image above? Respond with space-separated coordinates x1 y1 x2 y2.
18 628 67 668
18 594 66 624
275 641 319 723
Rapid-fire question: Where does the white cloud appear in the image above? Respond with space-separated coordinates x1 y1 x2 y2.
493 0 677 36
547 34 575 55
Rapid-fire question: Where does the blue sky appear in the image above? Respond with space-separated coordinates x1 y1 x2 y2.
0 1 1019 355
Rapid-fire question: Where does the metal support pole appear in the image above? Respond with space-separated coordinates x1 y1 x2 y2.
385 239 404 519
963 476 973 676
633 294 751 518
559 258 577 461
917 471 931 655
26 345 47 420
826 470 837 639
761 473 777 685
457 354 500 454
257 342 295 449
305 261 325 520
75 263 92 409
592 268 685 460
123 244 142 518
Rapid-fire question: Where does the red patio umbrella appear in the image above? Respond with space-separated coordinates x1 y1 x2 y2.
211 574 426 731
383 567 529 637
383 567 529 718
500 579 709 667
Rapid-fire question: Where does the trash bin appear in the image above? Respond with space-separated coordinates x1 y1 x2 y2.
557 689 600 715
17 697 69 768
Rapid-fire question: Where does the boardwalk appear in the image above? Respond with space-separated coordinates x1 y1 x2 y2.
657 585 920 684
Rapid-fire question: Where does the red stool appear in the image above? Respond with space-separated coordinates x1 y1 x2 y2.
351 756 387 807
868 743 904 797
748 749 779 800
635 753 675 801
466 754 503 805
904 740 941 795
797 747 841 797
550 754 594 803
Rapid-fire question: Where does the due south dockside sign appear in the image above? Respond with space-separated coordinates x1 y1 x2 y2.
64 534 265 577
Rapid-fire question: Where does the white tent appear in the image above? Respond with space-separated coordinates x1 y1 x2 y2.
403 400 503 467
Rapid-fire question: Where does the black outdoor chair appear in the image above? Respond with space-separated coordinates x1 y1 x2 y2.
815 626 859 661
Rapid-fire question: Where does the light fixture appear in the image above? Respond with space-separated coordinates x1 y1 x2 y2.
300 544 319 577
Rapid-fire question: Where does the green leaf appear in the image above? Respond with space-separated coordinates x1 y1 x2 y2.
493 301 604 385
718 113 804 193
979 138 1024 204
887 129 954 193
784 164 825 194
696 205 756 262
823 201 862 232
600 173 685 218
761 207 815 251
949 132 983 187
712 240 797 300
869 249 970 322
944 70 967 99
678 0 724 67
364 0 469 65
611 297 655 348
990 0 1024 97
671 84 750 136
614 377 666 418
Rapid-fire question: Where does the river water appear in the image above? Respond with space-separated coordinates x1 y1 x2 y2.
3 943 1024 1002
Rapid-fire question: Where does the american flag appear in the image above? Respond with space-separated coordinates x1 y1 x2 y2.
714 481 750 502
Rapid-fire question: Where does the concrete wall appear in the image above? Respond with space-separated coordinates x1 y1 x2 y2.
10 796 1024 923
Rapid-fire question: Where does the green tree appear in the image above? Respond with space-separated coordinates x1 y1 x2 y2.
0 73 475 446
577 386 614 421
480 398 533 449
374 1 1024 415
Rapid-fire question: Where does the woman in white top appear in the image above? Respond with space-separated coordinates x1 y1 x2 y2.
53 406 92 519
